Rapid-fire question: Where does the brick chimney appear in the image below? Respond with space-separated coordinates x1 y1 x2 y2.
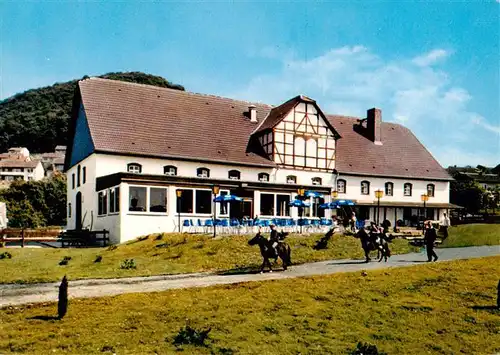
366 108 382 144
249 105 257 123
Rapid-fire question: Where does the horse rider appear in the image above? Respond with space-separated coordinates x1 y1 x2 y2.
424 220 439 262
268 224 279 257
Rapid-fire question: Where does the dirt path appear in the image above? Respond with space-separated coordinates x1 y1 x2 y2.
1 245 498 307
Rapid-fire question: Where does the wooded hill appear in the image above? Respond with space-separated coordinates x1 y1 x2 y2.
0 72 184 154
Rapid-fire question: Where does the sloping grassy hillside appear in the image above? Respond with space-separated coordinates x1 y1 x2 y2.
0 233 416 284
1 257 499 354
440 224 500 248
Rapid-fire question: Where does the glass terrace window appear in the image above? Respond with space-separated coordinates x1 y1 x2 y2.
195 190 212 214
109 187 120 213
127 163 142 174
404 183 412 196
258 172 269 182
312 177 322 185
427 184 435 197
177 189 194 213
228 170 241 180
361 181 370 195
129 186 146 211
286 175 297 184
98 190 108 216
260 193 275 216
150 188 167 212
164 165 177 176
385 182 393 196
337 179 346 193
197 167 210 178
276 194 291 216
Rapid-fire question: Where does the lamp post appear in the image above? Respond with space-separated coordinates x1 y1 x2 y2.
213 185 220 238
297 188 305 234
375 189 384 225
421 193 429 223
176 190 182 233
331 190 338 218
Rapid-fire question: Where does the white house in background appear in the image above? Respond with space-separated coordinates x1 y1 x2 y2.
0 202 7 228
0 147 44 182
65 78 457 244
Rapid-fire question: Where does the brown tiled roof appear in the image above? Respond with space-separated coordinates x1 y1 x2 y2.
73 78 451 180
78 78 275 167
253 96 303 133
328 115 451 180
0 160 40 168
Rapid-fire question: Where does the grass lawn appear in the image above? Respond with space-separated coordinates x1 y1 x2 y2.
1 257 499 354
440 224 500 248
0 233 417 284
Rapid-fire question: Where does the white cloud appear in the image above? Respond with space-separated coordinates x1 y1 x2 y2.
228 45 498 167
412 49 450 67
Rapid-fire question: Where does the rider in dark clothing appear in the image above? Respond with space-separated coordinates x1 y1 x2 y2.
424 221 439 262
269 224 279 257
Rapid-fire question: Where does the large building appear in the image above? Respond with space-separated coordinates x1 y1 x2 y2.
65 78 456 243
0 147 45 183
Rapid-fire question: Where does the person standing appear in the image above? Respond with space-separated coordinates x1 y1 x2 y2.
424 221 439 262
440 213 451 240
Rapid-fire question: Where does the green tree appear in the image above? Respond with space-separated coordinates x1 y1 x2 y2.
449 179 486 214
0 175 67 228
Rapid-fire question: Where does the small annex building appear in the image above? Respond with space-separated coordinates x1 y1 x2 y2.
65 78 457 243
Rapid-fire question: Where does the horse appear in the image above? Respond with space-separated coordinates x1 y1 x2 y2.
354 227 391 262
248 230 292 273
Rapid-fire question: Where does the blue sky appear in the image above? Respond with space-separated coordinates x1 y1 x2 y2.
1 1 499 167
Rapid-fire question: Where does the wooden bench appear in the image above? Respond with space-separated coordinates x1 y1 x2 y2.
0 228 62 247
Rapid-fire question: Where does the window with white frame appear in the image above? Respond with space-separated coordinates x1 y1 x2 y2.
361 181 370 195
337 179 346 193
109 187 120 213
98 190 108 216
312 177 322 185
150 188 168 212
197 167 210 178
258 172 269 182
219 190 229 215
404 183 412 196
427 184 435 197
312 197 325 218
68 203 72 218
164 165 177 176
129 186 146 211
286 175 297 184
127 163 142 174
175 188 214 214
77 165 81 187
385 182 393 196
82 167 86 184
228 170 241 180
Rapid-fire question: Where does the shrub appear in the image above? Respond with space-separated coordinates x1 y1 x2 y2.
172 324 211 347
106 245 118 251
120 259 136 269
349 342 387 355
0 251 12 259
59 256 72 266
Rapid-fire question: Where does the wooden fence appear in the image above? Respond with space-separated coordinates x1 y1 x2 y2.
0 228 109 247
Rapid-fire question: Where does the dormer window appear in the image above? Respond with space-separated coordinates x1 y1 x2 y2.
404 183 412 196
258 173 269 182
228 170 241 180
385 182 393 196
427 184 435 197
127 163 142 174
337 179 346 193
164 165 177 176
312 177 322 186
286 175 297 184
197 167 210 178
361 181 370 195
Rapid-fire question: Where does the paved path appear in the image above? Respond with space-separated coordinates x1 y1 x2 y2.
1 246 498 308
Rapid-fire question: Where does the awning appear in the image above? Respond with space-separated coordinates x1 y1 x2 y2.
355 201 464 209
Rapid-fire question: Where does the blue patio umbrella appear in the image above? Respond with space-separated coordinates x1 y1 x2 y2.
213 194 243 202
288 199 311 207
305 191 324 198
319 202 338 209
335 199 355 206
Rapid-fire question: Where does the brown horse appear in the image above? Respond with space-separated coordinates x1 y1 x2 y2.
354 228 391 262
248 231 292 273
